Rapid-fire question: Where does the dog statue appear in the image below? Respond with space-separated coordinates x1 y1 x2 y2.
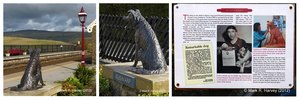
17 48 45 91
124 9 168 75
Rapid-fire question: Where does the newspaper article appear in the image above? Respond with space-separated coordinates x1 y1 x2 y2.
174 4 295 89
183 43 214 85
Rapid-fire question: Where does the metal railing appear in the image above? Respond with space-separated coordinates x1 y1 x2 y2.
100 14 169 64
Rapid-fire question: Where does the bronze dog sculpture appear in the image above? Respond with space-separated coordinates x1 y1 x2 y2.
124 9 168 74
16 48 45 91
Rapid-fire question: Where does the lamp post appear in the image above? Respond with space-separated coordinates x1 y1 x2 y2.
78 7 87 65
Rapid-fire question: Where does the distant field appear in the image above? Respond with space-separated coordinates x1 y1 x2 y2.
4 36 69 45
4 30 92 43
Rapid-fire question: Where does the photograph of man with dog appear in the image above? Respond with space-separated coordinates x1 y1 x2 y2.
217 25 252 73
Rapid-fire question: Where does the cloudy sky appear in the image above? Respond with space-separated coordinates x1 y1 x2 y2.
4 4 96 32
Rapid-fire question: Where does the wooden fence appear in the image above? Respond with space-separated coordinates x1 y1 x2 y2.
100 14 169 64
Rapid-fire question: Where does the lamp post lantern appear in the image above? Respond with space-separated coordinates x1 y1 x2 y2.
78 7 87 65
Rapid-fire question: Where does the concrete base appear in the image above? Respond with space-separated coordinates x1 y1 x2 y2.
102 62 169 96
4 83 62 96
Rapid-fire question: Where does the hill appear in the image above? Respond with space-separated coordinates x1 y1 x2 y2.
4 36 69 45
4 30 92 44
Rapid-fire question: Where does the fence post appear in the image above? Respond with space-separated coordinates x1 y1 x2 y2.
40 45 42 53
46 45 48 53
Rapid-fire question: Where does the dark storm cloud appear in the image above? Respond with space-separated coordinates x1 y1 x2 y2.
4 4 96 32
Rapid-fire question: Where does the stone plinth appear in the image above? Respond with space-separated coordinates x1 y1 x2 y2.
102 62 169 96
4 83 62 96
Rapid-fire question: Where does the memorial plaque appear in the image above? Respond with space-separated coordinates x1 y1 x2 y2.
113 71 136 88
